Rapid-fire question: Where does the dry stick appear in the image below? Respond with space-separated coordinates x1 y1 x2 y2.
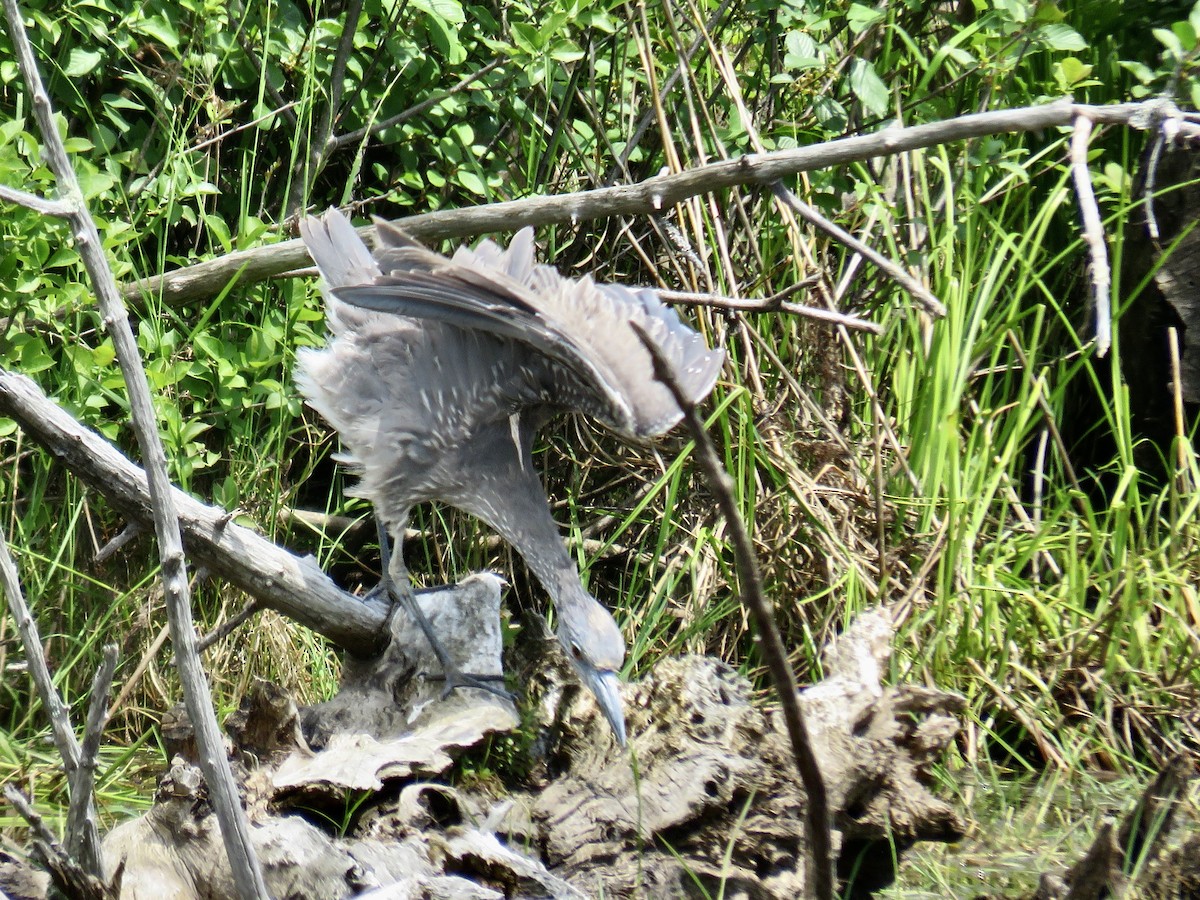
1167 327 1190 481
632 325 833 900
770 182 946 317
1069 116 1112 357
107 623 170 723
0 524 103 877
0 3 269 895
66 646 118 876
3 785 111 900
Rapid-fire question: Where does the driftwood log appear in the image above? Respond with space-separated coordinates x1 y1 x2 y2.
3 592 966 899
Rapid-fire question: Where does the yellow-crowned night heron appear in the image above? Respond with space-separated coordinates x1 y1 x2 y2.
295 209 723 744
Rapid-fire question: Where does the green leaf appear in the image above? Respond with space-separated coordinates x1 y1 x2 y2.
1057 57 1092 88
846 2 884 33
813 96 847 132
1153 27 1183 56
63 49 103 77
412 0 465 26
456 169 487 195
510 22 542 54
550 39 584 63
135 15 180 49
1172 20 1198 52
1038 24 1087 51
847 58 889 117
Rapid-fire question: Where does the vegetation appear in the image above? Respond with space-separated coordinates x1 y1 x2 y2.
2 0 1199 892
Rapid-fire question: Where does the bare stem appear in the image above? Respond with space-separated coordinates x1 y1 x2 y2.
632 324 834 900
0 2 269 895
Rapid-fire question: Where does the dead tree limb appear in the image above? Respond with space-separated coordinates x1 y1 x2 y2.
0 369 390 655
124 98 1200 308
0 525 103 877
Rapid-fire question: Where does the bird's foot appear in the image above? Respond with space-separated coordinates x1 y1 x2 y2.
424 669 516 702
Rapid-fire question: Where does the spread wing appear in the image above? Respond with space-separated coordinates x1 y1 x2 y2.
314 212 724 439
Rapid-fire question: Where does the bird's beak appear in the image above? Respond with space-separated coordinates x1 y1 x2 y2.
591 670 627 746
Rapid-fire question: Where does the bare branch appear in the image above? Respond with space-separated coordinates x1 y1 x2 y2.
0 2 269 893
1070 115 1112 357
93 522 144 565
0 183 75 217
66 646 118 878
770 183 946 317
632 323 833 900
124 98 1198 308
0 368 390 653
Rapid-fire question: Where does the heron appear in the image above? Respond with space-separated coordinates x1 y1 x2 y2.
295 209 724 745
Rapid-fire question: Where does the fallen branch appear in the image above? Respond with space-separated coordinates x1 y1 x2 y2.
124 98 1200 308
0 368 389 655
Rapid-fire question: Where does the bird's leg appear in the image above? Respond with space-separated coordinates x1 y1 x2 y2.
373 516 512 701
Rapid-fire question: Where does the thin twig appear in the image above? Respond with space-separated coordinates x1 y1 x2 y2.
66 645 117 877
0 2 269 894
93 522 144 565
4 785 112 900
632 324 833 900
330 59 505 151
1069 116 1112 356
189 101 299 155
107 622 170 722
198 601 264 653
770 183 946 317
659 284 884 333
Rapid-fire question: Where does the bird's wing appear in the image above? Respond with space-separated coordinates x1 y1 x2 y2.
332 215 723 438
299 212 384 336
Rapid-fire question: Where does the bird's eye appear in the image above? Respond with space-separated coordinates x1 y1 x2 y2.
570 642 583 660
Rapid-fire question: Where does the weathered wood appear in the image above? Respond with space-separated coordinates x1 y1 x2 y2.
0 369 390 655
94 603 965 899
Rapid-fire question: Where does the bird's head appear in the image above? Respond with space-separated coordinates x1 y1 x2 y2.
556 591 627 746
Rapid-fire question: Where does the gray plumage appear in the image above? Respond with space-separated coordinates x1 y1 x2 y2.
295 209 724 744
